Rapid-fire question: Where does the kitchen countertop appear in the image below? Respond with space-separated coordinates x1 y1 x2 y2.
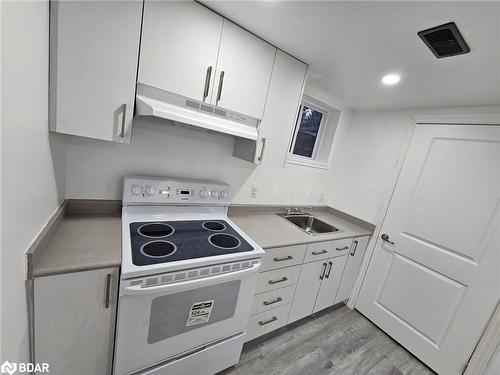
229 206 374 249
29 201 374 278
30 200 122 278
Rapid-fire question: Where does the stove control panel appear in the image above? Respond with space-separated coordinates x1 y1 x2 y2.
123 176 230 206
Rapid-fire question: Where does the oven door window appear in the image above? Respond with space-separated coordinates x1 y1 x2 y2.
148 280 241 344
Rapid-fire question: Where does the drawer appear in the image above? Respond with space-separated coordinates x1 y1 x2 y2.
245 304 291 342
261 244 307 272
255 265 301 294
251 285 296 315
304 241 333 263
331 238 353 257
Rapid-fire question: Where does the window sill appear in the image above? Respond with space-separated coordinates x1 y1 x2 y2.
285 155 330 170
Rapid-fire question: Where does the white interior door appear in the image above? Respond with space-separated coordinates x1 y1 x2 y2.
356 124 500 375
138 1 222 103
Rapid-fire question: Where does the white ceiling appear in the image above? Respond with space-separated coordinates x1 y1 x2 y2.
202 1 500 110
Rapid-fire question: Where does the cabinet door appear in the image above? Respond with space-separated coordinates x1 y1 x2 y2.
138 1 222 103
314 256 348 313
335 236 370 303
50 1 142 142
254 51 307 165
34 268 119 375
212 20 276 119
288 260 326 323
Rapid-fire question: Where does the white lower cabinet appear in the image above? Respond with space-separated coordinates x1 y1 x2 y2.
246 236 370 342
34 267 119 375
246 304 291 342
335 236 370 303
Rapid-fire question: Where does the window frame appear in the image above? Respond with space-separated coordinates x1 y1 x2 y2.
287 99 331 169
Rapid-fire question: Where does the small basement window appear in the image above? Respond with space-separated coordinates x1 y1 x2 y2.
287 95 341 169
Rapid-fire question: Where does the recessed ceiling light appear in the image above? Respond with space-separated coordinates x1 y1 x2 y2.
382 74 401 85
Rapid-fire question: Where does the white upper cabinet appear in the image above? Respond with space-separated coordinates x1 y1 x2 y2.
49 1 142 143
212 20 276 119
138 1 276 120
138 1 223 103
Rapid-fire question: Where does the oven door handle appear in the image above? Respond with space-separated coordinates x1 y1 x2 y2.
122 262 261 296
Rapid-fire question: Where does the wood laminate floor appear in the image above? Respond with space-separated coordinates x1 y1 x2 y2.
220 305 436 375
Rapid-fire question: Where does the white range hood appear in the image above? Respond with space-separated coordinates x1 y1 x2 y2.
135 84 259 141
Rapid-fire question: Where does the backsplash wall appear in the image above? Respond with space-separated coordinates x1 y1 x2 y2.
60 115 343 205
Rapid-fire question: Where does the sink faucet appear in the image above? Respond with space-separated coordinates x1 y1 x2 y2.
285 206 312 215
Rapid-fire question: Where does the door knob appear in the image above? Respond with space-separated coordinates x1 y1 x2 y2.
381 233 395 245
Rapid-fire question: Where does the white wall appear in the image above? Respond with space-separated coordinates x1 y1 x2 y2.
60 111 350 205
1 0 64 363
327 105 500 225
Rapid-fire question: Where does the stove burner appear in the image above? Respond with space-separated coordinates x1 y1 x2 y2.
202 221 226 231
209 233 241 250
140 241 177 258
138 223 174 238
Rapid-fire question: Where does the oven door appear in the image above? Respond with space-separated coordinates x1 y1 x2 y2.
114 261 260 375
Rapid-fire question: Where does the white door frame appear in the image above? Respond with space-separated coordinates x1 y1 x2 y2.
348 113 500 374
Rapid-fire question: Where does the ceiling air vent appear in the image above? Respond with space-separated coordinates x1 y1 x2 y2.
417 22 470 58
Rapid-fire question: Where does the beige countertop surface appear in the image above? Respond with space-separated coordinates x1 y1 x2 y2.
30 201 374 278
228 209 373 249
32 213 122 278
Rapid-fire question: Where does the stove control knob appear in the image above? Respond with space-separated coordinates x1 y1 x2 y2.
199 187 210 198
131 184 142 196
219 190 228 199
211 189 219 199
145 186 156 196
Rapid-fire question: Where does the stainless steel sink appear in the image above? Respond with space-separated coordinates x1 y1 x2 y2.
277 214 339 235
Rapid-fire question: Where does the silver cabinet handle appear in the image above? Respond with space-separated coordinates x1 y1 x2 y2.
312 250 328 256
325 261 333 278
336 246 349 251
120 104 127 138
319 262 327 280
257 138 267 162
350 240 359 256
203 66 212 102
381 234 395 245
259 316 277 326
268 276 287 285
104 273 112 309
273 255 293 262
263 297 282 306
216 71 225 105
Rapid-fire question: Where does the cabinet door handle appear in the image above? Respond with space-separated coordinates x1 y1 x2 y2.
203 66 212 102
273 255 292 262
268 276 287 285
312 250 328 256
257 138 267 162
104 273 112 309
258 316 277 326
336 246 349 251
319 262 327 280
120 104 127 138
216 71 225 105
350 240 359 256
325 261 333 278
263 297 282 306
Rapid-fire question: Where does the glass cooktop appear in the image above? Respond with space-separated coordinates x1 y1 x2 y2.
129 220 254 266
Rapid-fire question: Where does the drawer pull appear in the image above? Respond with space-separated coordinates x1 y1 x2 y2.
268 277 288 285
258 316 278 326
336 246 349 251
263 297 282 306
273 255 293 262
312 250 328 256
